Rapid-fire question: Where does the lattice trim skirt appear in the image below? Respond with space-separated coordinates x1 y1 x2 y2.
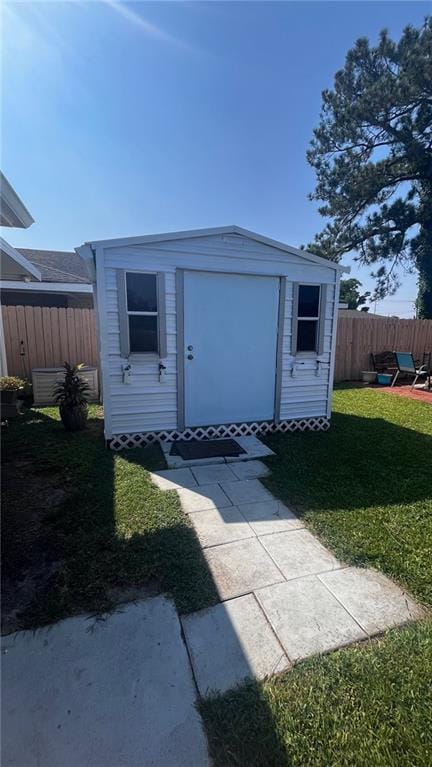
109 417 330 450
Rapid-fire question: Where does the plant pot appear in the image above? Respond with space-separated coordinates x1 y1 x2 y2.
1 389 19 405
59 403 88 431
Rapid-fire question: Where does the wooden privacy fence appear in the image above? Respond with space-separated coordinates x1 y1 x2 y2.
2 306 98 378
3 304 432 383
335 316 432 381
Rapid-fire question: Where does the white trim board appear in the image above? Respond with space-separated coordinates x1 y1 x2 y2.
0 173 34 229
0 280 93 293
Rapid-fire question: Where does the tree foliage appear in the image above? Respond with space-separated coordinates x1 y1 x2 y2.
307 18 432 318
339 278 370 310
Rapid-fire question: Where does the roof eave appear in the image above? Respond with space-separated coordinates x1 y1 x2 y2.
0 173 34 229
77 225 348 272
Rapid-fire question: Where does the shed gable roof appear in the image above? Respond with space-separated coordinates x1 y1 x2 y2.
81 226 347 273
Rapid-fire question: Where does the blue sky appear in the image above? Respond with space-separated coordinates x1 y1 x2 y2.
1 1 428 316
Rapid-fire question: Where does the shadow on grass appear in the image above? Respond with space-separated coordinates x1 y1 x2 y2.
264 410 432 513
3 409 285 707
3 405 431 767
200 679 287 767
2 407 217 629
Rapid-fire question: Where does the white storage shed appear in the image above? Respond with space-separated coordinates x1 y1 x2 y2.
77 226 347 449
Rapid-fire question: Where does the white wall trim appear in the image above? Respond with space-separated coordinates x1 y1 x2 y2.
327 271 341 418
95 247 113 438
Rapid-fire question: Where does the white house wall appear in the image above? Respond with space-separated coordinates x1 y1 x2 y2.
98 234 339 438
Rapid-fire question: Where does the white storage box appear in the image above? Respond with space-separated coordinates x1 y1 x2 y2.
32 367 99 407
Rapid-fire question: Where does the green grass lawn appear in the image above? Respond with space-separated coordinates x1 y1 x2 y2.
263 387 431 607
200 388 432 767
3 390 431 764
2 406 218 632
201 619 432 767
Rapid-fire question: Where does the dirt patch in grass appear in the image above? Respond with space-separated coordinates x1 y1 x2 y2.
1 453 73 634
2 406 218 633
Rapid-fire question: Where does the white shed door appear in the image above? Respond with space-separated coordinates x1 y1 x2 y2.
183 271 280 427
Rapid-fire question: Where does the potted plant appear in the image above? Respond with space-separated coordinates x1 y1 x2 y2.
54 362 90 431
0 376 25 405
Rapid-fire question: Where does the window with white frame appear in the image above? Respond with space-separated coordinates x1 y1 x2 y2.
126 272 158 353
295 284 322 353
117 270 166 357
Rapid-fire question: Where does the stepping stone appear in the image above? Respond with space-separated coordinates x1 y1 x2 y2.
238 500 304 536
188 507 255 548
177 484 232 514
166 455 225 468
256 576 367 662
151 468 197 491
191 464 237 485
220 479 274 506
229 460 270 480
203 538 284 601
2 597 209 767
260 529 341 580
225 436 275 462
182 594 290 696
319 567 426 636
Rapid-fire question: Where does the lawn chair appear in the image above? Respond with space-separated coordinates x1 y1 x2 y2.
370 351 397 376
391 352 428 389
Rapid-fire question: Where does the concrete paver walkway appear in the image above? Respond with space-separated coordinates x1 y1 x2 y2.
2 597 209 767
161 435 275 468
151 460 426 696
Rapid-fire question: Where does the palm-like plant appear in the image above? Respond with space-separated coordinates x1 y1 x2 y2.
54 363 90 430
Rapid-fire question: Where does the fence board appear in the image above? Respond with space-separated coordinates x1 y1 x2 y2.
3 306 99 378
3 304 432 384
335 315 432 381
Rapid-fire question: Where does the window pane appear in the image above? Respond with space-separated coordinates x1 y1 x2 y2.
297 320 317 352
129 315 158 353
298 285 320 317
126 273 157 312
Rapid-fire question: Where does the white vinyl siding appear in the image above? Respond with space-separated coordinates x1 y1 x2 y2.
96 234 339 437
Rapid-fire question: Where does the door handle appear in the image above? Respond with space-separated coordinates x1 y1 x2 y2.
187 354 194 360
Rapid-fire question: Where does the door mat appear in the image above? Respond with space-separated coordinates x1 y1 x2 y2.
170 438 247 460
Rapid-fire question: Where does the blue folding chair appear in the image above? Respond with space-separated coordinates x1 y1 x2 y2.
391 352 428 389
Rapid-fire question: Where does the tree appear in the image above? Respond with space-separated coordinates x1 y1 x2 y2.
339 278 370 309
307 18 432 318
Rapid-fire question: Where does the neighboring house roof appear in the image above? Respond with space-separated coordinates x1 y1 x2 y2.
339 309 398 319
78 225 350 274
0 238 41 281
15 249 91 284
